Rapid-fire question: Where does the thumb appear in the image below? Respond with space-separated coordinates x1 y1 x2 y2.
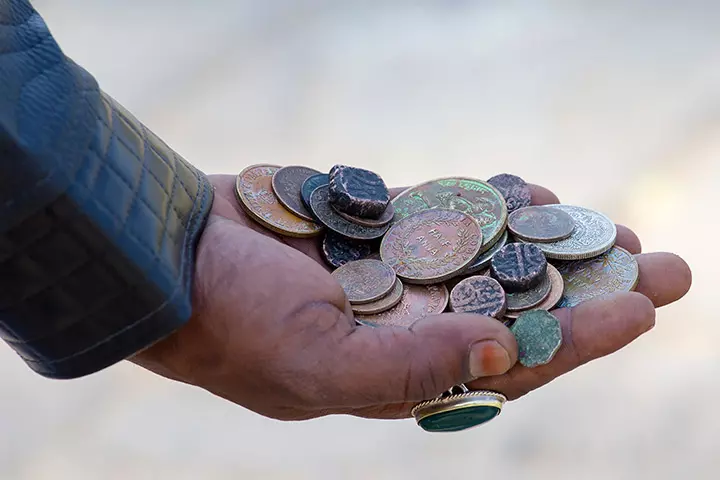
331 313 518 407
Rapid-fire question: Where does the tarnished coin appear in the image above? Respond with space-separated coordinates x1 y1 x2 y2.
331 259 396 304
333 201 395 228
411 390 507 433
352 279 404 315
355 284 449 328
510 310 563 368
508 206 575 243
490 243 548 293
322 232 375 269
328 165 390 218
449 276 507 319
392 177 507 253
310 185 390 240
381 209 483 284
487 173 532 213
504 264 563 319
466 230 509 274
555 246 639 308
301 173 329 209
506 270 552 312
271 165 321 221
235 165 323 238
521 205 616 260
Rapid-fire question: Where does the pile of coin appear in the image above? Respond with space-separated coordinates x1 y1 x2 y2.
234 164 641 432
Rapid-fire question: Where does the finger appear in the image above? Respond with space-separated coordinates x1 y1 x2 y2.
616 225 642 254
327 313 519 407
529 183 560 205
635 252 692 307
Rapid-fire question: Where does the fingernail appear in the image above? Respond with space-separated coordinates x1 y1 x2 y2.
469 340 512 378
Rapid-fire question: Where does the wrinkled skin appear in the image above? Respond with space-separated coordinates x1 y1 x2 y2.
131 175 692 421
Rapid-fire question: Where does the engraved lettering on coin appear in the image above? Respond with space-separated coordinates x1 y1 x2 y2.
301 173 329 210
322 232 375 269
271 165 321 221
466 230 508 274
487 173 532 213
506 270 552 312
381 209 482 284
490 243 548 293
310 185 390 240
333 202 395 228
508 205 575 243
392 177 507 253
332 259 396 304
522 205 617 260
235 165 323 238
555 246 639 308
351 279 404 315
328 165 390 218
449 276 507 319
510 310 563 368
504 264 563 319
355 284 449 328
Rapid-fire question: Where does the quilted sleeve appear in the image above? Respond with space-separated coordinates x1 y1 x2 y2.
0 0 214 378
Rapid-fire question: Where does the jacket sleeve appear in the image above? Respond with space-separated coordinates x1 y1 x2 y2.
0 0 214 378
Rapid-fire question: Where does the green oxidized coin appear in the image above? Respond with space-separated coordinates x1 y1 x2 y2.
411 391 507 433
510 310 562 368
392 177 508 253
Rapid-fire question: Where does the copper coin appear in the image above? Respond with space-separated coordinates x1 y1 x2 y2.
271 165 321 221
508 206 575 243
331 259 396 304
392 177 507 253
381 209 483 284
555 246 639 308
355 283 449 328
333 202 395 228
490 243 548 293
235 165 323 238
310 185 390 240
449 276 507 319
352 279 404 315
322 232 375 269
466 230 509 274
486 173 532 213
504 264 563 319
506 269 552 312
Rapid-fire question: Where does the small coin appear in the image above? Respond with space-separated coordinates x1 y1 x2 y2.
508 205 575 243
301 173 329 210
510 310 563 368
381 209 483 284
506 270 552 312
449 275 507 319
331 259 396 304
490 243 548 293
352 279 404 315
521 205 616 260
411 390 507 433
322 231 375 269
355 283 449 328
555 246 639 308
487 173 532 213
504 264 563 319
333 202 395 228
466 230 509 274
235 165 323 238
310 185 390 240
271 165 322 221
392 177 507 253
328 165 390 218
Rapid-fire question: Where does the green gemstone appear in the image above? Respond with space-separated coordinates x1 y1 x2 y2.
510 309 563 368
417 404 501 432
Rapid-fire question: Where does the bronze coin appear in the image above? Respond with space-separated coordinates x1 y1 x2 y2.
392 177 507 253
235 165 323 238
328 165 390 218
322 232 375 269
355 284 449 328
506 269 552 312
490 243 548 293
332 201 395 228
466 230 509 274
352 279 404 315
310 185 390 240
331 259 396 304
271 165 322 221
381 209 483 284
486 173 532 213
508 206 575 243
504 264 563 319
449 276 507 319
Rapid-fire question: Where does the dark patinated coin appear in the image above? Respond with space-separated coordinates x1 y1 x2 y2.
310 185 390 240
333 201 395 228
490 243 547 293
328 165 390 218
506 269 552 312
322 231 375 269
332 259 396 304
271 165 321 221
466 230 509 274
487 173 532 213
301 173 329 210
510 310 563 368
449 276 507 319
508 206 575 243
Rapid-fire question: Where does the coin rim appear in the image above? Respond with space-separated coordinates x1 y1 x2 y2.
507 205 576 243
332 201 396 228
310 185 390 240
355 283 449 328
505 269 553 312
411 390 507 424
503 263 564 319
351 279 404 315
466 230 509 274
271 165 321 221
331 259 397 304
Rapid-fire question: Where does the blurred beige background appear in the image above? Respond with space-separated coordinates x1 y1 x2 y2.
1 1 717 478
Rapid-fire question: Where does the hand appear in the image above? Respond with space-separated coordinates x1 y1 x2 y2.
131 174 691 421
